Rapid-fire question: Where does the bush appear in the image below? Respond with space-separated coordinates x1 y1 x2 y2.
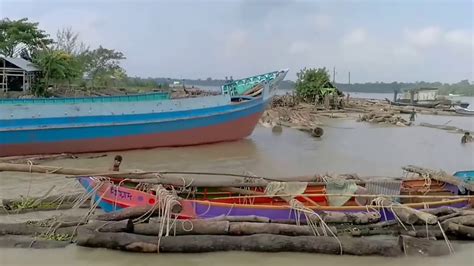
295 67 336 103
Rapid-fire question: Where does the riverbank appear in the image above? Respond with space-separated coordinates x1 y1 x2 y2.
259 95 472 135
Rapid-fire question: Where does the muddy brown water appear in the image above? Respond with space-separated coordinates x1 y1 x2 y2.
0 113 473 265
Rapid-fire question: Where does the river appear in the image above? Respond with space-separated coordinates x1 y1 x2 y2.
0 95 473 265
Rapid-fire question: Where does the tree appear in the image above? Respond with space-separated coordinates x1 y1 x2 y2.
33 49 82 95
0 18 52 57
83 46 126 87
295 67 337 102
55 27 88 55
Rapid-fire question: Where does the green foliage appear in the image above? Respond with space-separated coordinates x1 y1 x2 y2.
295 67 336 102
83 46 126 87
0 18 52 57
33 49 82 95
125 77 158 88
337 80 474 96
438 80 474 96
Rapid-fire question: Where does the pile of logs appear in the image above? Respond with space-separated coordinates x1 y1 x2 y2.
357 111 411 126
270 94 298 108
259 106 325 137
0 204 473 256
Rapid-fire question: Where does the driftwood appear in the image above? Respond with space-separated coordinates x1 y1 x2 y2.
402 165 474 192
87 219 134 233
445 223 474 239
379 199 438 225
398 235 452 256
321 211 380 224
0 222 79 237
201 214 270 223
134 220 337 236
0 153 78 164
76 229 403 256
441 215 474 227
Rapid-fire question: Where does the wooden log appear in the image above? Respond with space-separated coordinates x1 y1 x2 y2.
446 223 474 239
320 211 380 224
87 219 134 233
203 214 271 223
0 223 49 236
76 229 403 256
380 199 438 225
228 222 336 236
134 220 230 235
1 162 383 187
441 215 474 227
422 206 459 216
135 220 336 236
0 235 71 248
0 153 78 164
398 235 452 256
402 165 474 192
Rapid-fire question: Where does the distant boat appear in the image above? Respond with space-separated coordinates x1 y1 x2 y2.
449 93 462 97
385 98 440 108
454 106 474 116
0 69 288 157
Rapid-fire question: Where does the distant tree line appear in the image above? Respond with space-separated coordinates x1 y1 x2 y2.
335 80 474 96
258 78 473 97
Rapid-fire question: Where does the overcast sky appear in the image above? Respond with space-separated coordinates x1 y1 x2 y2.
1 0 473 82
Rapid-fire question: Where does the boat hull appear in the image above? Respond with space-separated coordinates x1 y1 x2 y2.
183 198 469 222
454 107 474 116
0 96 266 156
1 109 263 156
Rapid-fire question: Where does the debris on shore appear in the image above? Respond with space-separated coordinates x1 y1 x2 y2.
357 111 411 126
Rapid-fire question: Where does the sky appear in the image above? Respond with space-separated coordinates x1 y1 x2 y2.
1 0 473 83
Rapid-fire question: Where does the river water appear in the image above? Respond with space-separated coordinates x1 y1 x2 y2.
0 97 473 265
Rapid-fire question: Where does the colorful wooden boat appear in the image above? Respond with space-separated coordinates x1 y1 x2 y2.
0 70 288 156
78 176 470 222
454 170 474 184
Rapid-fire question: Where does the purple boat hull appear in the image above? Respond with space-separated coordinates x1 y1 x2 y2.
181 199 470 222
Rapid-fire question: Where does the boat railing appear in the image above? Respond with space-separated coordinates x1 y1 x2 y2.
222 71 280 96
0 92 170 104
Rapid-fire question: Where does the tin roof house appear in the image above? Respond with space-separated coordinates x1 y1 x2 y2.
0 57 40 92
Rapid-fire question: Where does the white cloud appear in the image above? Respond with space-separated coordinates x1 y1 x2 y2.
289 41 311 55
306 14 332 31
342 28 368 46
223 29 249 57
404 26 442 48
444 30 472 47
392 45 419 58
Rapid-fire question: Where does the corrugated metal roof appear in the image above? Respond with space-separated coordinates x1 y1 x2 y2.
1 57 39 72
